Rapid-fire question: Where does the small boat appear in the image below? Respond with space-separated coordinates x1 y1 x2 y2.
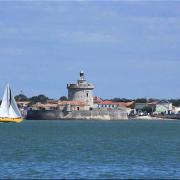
0 84 23 123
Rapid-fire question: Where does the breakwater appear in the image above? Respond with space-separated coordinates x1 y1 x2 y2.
26 109 128 120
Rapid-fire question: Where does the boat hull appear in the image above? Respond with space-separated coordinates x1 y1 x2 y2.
0 117 23 123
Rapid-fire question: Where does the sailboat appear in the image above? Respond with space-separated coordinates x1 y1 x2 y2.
0 84 23 123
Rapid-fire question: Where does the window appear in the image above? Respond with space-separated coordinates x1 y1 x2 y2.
77 107 80 111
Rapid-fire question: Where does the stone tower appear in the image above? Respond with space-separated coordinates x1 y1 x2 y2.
67 71 94 108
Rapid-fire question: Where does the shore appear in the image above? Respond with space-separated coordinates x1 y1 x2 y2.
130 115 178 120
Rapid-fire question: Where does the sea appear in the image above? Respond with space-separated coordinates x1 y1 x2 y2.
0 120 180 179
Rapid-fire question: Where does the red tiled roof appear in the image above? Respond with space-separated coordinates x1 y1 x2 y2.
117 102 134 108
98 101 117 105
97 101 134 108
32 102 58 108
93 96 103 103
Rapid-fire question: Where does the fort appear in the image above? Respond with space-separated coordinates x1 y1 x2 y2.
27 71 128 120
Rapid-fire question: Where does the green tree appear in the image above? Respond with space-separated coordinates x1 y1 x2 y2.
15 94 29 101
135 98 147 103
59 96 68 101
111 98 133 102
169 99 180 107
29 94 49 104
148 98 159 103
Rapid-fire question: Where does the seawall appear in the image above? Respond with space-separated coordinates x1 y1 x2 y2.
26 109 128 120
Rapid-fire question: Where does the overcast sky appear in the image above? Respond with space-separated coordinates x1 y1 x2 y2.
0 1 179 99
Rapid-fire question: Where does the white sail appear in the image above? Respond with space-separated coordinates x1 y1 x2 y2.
0 84 22 118
9 87 22 118
0 84 9 117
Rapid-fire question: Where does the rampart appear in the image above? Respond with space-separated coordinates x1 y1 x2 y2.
26 109 128 120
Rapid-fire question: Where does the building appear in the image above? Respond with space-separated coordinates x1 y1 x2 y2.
17 101 31 109
97 101 119 109
134 100 173 115
31 102 58 110
134 103 147 111
155 100 173 114
93 96 103 104
172 106 180 114
67 71 94 110
95 100 133 115
134 102 156 115
58 100 88 111
27 71 128 120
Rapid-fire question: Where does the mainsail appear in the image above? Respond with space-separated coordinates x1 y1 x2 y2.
0 84 22 118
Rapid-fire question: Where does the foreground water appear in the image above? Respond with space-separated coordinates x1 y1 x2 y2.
0 120 180 179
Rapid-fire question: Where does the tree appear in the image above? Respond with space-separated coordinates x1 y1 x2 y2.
135 98 147 103
29 94 49 104
111 98 133 102
148 98 159 103
15 94 29 101
169 99 180 107
59 96 68 101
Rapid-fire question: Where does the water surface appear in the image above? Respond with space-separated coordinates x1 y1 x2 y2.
0 120 180 179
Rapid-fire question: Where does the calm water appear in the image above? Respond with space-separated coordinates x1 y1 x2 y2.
0 120 180 179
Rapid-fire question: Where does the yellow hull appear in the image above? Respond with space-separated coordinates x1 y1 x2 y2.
0 117 23 123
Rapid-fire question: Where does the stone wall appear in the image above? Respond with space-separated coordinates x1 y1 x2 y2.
68 88 94 108
27 109 128 120
67 72 94 108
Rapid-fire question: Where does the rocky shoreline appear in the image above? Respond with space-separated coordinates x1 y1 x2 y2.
130 115 180 120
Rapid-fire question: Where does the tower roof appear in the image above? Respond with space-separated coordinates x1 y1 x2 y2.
67 71 94 90
79 70 85 81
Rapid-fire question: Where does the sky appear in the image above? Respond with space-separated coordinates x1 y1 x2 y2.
0 1 180 99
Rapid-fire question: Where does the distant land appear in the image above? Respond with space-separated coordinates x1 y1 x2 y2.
11 94 180 107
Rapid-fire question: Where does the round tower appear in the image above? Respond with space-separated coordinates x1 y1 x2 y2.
67 71 94 108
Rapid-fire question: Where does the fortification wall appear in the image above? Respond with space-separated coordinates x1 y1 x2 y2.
27 109 128 120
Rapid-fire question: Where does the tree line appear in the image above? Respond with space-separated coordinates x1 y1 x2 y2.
1 94 179 107
14 94 67 104
109 98 180 107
